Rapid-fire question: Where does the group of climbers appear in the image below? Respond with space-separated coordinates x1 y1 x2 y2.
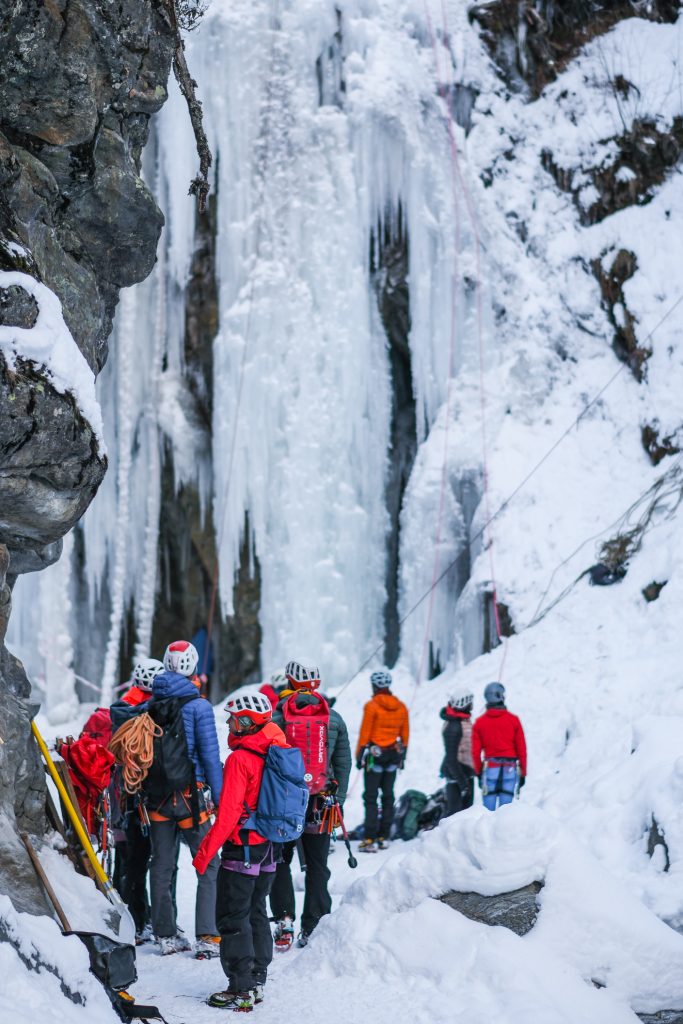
70 643 525 1013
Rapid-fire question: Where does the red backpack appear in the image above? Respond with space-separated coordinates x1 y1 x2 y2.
82 707 113 748
281 693 330 794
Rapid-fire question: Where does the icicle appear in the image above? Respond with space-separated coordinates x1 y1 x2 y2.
134 168 167 662
100 289 136 704
40 531 78 723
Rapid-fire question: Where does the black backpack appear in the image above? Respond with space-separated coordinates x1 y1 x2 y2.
143 694 197 805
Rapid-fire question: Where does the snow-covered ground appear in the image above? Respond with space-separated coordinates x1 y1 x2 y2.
6 4 683 1023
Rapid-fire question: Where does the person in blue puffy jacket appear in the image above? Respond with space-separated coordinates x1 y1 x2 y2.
147 640 223 958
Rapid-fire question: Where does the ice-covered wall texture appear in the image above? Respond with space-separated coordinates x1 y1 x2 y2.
7 1 507 708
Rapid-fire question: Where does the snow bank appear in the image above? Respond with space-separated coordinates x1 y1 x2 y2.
285 806 683 1023
0 895 117 1024
0 271 104 445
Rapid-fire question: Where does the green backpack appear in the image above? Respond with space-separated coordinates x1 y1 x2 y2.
392 789 428 841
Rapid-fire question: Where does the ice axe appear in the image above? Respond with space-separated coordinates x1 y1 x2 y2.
331 798 358 869
32 719 135 945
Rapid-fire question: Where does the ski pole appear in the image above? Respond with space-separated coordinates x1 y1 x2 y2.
32 720 135 942
332 799 358 869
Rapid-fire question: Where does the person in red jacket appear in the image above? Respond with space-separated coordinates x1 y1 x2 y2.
193 692 285 1013
472 682 527 811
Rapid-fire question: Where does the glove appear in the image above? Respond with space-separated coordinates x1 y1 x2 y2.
327 778 339 795
355 758 363 771
477 775 483 790
518 776 526 789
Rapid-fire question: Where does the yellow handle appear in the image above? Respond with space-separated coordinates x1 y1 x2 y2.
31 719 110 889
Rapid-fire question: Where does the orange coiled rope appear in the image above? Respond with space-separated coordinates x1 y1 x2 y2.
108 714 162 795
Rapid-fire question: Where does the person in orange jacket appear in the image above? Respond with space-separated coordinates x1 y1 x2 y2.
193 692 286 1013
356 671 409 851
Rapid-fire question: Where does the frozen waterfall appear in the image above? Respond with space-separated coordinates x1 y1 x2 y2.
8 0 501 707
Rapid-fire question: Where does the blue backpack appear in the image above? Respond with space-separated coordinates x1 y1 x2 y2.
244 745 309 842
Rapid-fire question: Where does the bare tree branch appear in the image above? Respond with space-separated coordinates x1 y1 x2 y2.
162 0 213 213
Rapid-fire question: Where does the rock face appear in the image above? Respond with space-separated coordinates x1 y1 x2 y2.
0 0 174 916
439 881 543 936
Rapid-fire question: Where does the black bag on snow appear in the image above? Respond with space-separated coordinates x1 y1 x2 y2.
143 695 197 803
391 789 428 841
418 787 447 831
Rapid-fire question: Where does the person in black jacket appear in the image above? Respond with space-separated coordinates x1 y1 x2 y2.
440 689 476 816
270 661 351 949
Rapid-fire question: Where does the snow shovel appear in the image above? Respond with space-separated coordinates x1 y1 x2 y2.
32 719 136 945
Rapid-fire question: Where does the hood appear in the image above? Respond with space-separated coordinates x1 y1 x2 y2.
122 685 151 707
440 706 470 721
373 693 402 712
229 720 287 754
152 671 200 701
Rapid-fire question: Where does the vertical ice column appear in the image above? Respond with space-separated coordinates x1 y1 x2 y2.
201 3 391 685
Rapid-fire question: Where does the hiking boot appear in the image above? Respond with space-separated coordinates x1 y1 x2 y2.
174 929 192 952
273 915 294 952
156 935 179 956
195 935 221 959
296 929 310 948
359 838 377 852
252 984 265 1005
135 923 154 946
207 990 254 1011
377 837 389 850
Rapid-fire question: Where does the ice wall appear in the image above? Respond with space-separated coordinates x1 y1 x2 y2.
9 0 500 699
192 0 496 684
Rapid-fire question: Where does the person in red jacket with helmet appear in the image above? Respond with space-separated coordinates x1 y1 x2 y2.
193 692 286 1013
472 682 527 811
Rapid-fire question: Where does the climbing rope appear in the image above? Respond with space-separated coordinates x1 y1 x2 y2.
108 715 162 795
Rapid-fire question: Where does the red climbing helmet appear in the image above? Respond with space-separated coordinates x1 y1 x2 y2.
224 692 272 727
163 640 199 677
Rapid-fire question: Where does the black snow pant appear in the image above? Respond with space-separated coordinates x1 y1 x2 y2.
363 767 397 840
216 867 275 992
445 777 475 817
122 814 152 933
269 832 331 934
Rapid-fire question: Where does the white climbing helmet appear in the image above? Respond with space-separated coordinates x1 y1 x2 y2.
270 669 288 691
224 692 272 726
448 689 474 710
163 640 199 677
132 657 165 691
370 670 392 690
285 660 321 690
